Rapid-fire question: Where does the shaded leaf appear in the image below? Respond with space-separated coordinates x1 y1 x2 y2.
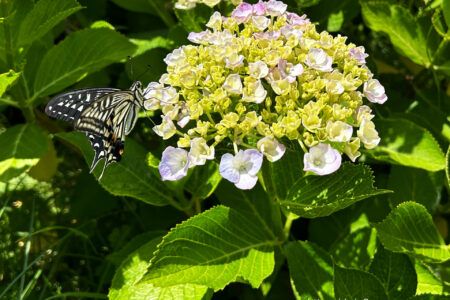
141 205 281 291
33 28 136 98
369 245 417 299
0 124 49 181
0 70 20 98
174 4 213 33
306 0 359 32
185 161 221 199
110 0 157 15
388 165 440 213
370 119 445 172
285 241 334 300
361 3 434 67
56 131 173 206
281 163 391 218
28 139 58 181
446 146 449 187
374 202 450 263
17 0 82 47
334 265 387 300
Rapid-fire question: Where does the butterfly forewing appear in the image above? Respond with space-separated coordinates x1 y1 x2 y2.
45 88 119 124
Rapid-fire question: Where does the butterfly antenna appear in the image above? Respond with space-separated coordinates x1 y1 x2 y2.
128 56 134 80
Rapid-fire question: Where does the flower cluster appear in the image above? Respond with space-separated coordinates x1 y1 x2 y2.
175 0 242 10
145 0 387 189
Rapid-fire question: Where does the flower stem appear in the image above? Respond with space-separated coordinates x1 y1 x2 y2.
283 212 297 240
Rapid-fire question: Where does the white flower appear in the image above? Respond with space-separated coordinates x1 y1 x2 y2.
280 25 302 39
153 115 176 140
278 59 304 83
252 0 266 16
251 16 270 31
303 143 342 175
202 0 221 7
287 12 310 26
265 0 287 16
349 46 368 64
188 137 215 166
357 118 380 149
326 79 344 95
219 149 263 189
326 120 353 142
249 60 269 78
231 2 253 24
143 83 179 110
305 48 333 72
355 105 374 126
187 30 212 44
175 0 197 9
163 47 187 67
223 74 243 94
159 147 190 181
364 79 387 104
257 137 286 162
206 11 222 29
225 53 245 69
253 30 280 40
242 79 267 103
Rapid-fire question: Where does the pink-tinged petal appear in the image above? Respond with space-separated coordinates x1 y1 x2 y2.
187 30 211 44
265 0 287 16
253 30 281 40
303 143 341 175
219 153 240 183
177 115 190 128
159 147 190 181
287 12 310 26
364 79 387 104
231 2 253 24
349 47 368 64
252 0 266 16
235 173 258 190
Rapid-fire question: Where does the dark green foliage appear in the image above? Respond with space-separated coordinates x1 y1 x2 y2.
0 0 449 299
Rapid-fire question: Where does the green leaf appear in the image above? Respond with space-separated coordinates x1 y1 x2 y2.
334 265 388 300
261 149 304 201
130 36 174 58
281 163 391 218
388 166 439 213
28 140 58 181
110 0 157 15
331 225 377 269
33 28 136 99
415 261 446 295
0 124 49 181
307 0 359 32
369 245 417 299
285 241 334 300
443 0 450 28
446 146 450 187
374 202 450 263
109 235 212 300
17 0 82 47
361 2 434 67
370 118 446 172
184 161 221 199
174 4 213 33
56 131 174 206
0 70 20 98
141 205 281 291
215 181 284 241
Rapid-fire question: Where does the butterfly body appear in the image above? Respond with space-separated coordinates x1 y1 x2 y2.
45 81 144 180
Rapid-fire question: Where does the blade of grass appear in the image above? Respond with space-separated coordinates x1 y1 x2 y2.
44 292 107 299
18 198 35 300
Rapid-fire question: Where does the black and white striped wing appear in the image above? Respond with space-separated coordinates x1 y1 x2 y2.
45 88 119 124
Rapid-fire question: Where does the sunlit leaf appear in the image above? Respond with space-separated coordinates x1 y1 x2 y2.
33 28 136 98
374 202 450 263
0 124 49 181
281 163 391 218
0 70 20 98
370 119 446 172
141 205 281 291
17 0 82 47
415 261 446 295
361 3 435 67
285 241 334 300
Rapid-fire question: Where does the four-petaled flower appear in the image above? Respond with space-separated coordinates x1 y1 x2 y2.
219 150 263 189
303 143 341 175
159 147 190 181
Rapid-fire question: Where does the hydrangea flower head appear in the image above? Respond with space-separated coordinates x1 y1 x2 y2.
149 0 387 188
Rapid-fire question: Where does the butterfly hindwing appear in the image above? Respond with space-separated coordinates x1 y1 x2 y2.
45 88 120 124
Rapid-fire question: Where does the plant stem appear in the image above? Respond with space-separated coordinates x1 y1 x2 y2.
283 212 296 240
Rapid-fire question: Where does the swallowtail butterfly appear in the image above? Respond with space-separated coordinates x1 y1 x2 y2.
45 81 145 180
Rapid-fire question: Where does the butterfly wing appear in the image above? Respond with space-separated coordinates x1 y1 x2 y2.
45 88 119 124
76 91 136 179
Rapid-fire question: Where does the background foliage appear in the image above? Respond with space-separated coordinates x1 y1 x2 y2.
0 0 449 299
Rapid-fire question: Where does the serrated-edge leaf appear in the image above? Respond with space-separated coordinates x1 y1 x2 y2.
17 0 82 47
374 202 450 263
334 265 388 299
281 163 391 218
33 28 136 98
142 205 280 291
